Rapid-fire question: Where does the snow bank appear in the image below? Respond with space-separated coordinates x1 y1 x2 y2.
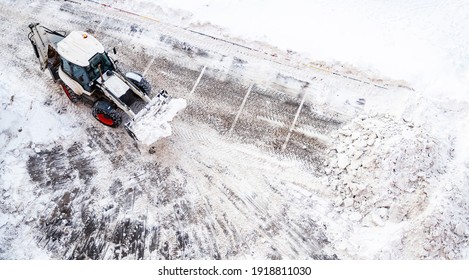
130 98 187 145
128 0 469 101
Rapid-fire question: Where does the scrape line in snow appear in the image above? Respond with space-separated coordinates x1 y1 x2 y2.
93 16 108 34
142 56 156 76
229 83 254 135
189 65 207 96
282 90 308 151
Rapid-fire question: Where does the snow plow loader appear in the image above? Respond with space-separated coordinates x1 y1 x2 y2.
28 23 186 145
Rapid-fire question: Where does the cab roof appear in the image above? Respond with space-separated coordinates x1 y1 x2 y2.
57 31 105 67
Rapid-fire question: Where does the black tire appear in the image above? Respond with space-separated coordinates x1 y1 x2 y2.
126 72 151 95
47 63 60 81
92 100 122 128
137 78 151 95
60 83 80 103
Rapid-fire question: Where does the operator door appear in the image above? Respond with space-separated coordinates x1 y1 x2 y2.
60 58 92 93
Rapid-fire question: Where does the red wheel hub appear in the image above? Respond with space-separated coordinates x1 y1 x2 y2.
96 113 114 126
61 84 72 100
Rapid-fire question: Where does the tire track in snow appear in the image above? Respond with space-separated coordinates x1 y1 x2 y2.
167 122 337 258
20 0 345 165
3 0 349 259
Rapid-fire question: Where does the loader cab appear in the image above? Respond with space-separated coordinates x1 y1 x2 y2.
57 31 113 94
60 52 115 92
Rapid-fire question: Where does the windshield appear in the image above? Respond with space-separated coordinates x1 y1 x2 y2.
87 52 115 81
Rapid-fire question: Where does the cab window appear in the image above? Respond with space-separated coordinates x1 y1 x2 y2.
88 52 114 81
61 58 72 76
71 64 91 91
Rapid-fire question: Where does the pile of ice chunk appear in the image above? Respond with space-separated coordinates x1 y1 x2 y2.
323 115 468 258
324 115 442 223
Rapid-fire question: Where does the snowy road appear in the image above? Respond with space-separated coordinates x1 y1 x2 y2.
1 0 468 259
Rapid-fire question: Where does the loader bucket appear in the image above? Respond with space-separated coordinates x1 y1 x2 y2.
125 91 187 145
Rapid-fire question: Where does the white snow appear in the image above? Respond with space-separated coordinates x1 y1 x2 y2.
144 0 469 101
126 0 468 259
130 98 187 145
145 1 469 259
1 0 469 260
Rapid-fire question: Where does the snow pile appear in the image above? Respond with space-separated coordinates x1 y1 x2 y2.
417 194 469 259
325 115 446 223
130 98 187 145
322 115 469 258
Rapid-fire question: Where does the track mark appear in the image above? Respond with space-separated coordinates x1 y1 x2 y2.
142 56 155 76
229 83 254 135
93 16 108 34
282 90 308 151
189 65 207 95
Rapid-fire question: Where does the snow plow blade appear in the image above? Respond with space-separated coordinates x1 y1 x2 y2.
125 90 187 145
